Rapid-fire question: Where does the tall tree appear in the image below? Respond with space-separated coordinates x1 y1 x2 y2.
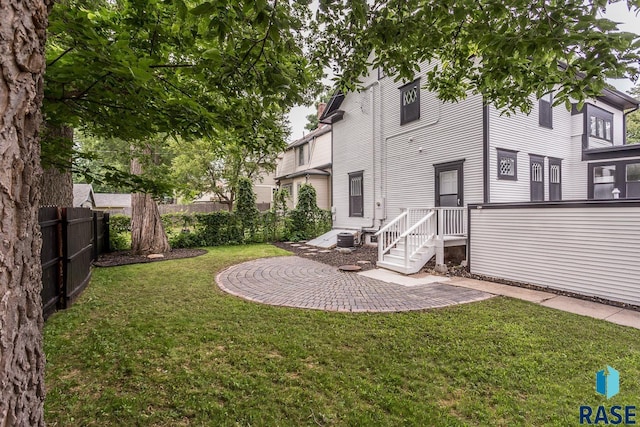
315 0 640 112
0 0 49 424
170 112 286 211
44 0 320 251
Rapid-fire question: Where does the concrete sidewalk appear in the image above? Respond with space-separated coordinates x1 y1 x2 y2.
447 276 640 329
359 269 640 329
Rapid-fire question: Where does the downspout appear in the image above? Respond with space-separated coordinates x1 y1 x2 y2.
370 82 380 229
624 105 639 145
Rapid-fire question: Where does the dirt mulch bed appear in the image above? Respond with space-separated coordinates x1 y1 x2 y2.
94 248 207 268
271 242 378 271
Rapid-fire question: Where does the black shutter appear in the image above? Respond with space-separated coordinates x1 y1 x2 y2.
539 98 552 128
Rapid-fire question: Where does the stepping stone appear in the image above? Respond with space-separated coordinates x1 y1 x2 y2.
336 248 353 254
299 240 308 243
339 265 362 272
319 250 332 253
357 260 371 265
147 254 165 259
304 252 317 256
306 248 318 252
290 244 301 247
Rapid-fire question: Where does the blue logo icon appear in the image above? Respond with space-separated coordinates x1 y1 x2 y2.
596 366 620 399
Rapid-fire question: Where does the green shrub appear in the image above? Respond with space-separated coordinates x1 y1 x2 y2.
285 184 330 240
169 230 204 248
108 214 131 251
195 211 243 246
234 178 260 242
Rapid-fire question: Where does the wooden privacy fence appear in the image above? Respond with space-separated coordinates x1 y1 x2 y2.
39 207 110 320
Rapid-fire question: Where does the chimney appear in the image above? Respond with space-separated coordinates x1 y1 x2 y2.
317 102 327 119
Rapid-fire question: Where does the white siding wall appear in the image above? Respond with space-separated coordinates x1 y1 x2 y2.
489 97 587 202
333 61 484 229
332 84 377 228
308 175 331 210
383 92 484 217
469 204 640 306
309 131 332 168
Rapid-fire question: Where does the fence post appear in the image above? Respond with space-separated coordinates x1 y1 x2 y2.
93 211 99 261
60 207 69 310
104 212 110 253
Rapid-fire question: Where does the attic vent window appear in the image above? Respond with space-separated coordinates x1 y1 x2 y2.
497 148 517 180
400 78 420 125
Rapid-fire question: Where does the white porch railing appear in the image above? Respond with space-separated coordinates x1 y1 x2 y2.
376 207 467 271
400 210 436 269
375 210 408 263
435 207 466 236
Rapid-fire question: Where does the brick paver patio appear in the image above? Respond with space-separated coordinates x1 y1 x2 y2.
216 256 492 312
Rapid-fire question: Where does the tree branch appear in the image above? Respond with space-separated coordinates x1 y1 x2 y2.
47 46 75 67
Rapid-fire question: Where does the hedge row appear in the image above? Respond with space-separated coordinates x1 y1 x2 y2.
109 208 331 249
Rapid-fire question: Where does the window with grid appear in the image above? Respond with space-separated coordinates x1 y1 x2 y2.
349 171 364 217
530 155 544 201
549 158 562 201
497 148 517 180
589 109 613 142
400 78 420 125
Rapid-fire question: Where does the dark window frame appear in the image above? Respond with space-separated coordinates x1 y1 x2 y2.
529 154 545 202
348 171 364 217
297 144 306 166
400 78 421 125
538 93 553 129
588 106 614 143
588 159 640 199
496 148 518 181
434 160 465 207
548 157 562 201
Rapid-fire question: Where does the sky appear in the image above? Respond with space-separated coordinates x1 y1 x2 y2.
286 4 640 141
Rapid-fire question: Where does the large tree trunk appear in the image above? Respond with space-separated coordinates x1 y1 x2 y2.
130 155 170 255
0 0 49 425
40 124 73 207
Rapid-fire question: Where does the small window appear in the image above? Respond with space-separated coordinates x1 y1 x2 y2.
589 111 613 142
539 93 553 128
593 165 616 199
497 149 518 180
282 184 293 199
297 144 306 166
349 171 364 217
549 158 562 201
400 78 420 125
626 163 640 198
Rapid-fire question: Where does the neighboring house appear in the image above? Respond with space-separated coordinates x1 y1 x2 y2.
94 193 132 215
72 183 96 208
192 171 276 209
275 109 332 210
321 61 639 274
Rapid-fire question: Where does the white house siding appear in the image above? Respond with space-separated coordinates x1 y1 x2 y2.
469 204 640 306
333 61 484 229
382 91 484 218
307 175 331 210
489 97 587 202
332 84 377 228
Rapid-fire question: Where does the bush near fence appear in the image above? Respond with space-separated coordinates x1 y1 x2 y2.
108 208 331 249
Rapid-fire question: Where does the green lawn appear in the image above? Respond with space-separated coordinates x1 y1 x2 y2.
44 244 640 426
